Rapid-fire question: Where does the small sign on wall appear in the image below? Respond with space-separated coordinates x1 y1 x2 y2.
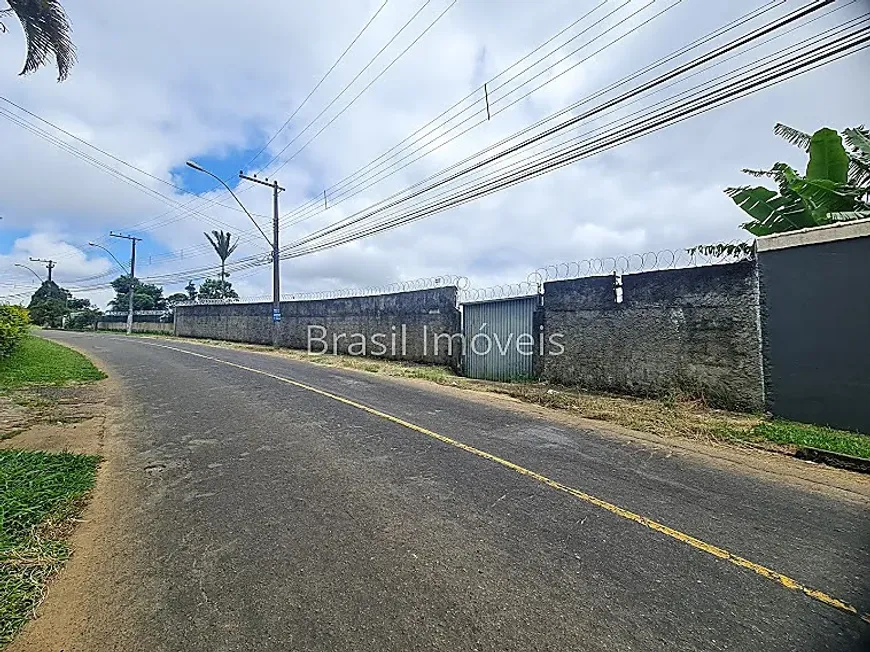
272 309 282 323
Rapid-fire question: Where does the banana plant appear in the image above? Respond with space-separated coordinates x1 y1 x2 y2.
726 125 870 236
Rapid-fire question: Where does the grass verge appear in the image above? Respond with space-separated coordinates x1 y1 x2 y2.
0 449 100 648
731 421 870 460
0 336 106 389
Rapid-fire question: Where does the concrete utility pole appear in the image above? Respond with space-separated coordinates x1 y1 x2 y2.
109 232 142 335
29 258 56 283
185 160 284 347
240 173 285 347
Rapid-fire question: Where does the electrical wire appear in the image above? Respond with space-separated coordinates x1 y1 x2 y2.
278 0 839 253
59 0 860 292
282 26 869 259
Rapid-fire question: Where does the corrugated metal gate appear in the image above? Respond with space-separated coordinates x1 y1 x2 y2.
462 295 539 381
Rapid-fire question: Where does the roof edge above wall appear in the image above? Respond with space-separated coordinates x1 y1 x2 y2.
756 217 870 252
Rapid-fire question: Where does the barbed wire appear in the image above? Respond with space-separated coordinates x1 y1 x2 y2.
526 242 753 284
103 310 167 316
170 243 754 308
174 275 470 307
459 281 539 303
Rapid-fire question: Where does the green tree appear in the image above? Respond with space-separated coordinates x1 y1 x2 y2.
198 278 238 300
109 275 166 311
66 306 101 330
726 124 870 236
165 293 190 308
0 0 76 81
204 230 239 298
27 280 70 327
184 280 197 301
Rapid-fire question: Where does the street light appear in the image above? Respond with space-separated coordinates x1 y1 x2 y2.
88 241 130 274
185 161 272 245
186 160 283 346
14 263 43 282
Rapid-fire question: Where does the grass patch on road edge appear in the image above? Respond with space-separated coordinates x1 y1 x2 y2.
0 449 100 648
727 421 870 460
0 336 106 389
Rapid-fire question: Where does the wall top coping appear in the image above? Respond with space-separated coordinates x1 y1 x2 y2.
757 217 870 252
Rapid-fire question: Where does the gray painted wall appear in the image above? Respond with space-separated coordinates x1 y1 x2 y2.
540 261 764 411
97 321 174 334
174 287 461 365
759 233 870 433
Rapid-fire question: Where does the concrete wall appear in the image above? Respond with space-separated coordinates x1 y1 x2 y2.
758 219 870 433
96 321 174 334
174 287 461 365
540 261 763 411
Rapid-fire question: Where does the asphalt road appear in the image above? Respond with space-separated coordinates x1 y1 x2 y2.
30 332 870 651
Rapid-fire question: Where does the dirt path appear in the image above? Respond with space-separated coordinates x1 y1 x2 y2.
3 357 151 651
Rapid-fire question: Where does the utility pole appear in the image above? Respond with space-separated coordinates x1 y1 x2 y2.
29 258 56 283
186 160 283 346
239 172 285 347
109 232 142 335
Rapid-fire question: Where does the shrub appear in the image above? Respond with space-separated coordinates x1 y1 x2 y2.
0 305 30 358
66 308 101 331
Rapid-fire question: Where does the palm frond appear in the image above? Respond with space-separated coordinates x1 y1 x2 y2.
843 126 870 188
7 0 77 81
204 230 238 262
774 123 811 151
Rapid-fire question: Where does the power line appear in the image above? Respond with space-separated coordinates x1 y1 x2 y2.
126 0 686 268
0 107 244 234
63 1 859 292
279 0 838 254
263 0 461 176
273 0 788 235
134 13 865 288
254 0 445 173
0 96 269 219
283 24 868 258
276 0 696 232
93 0 456 255
244 0 391 169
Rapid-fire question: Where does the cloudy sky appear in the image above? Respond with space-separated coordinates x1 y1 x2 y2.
1 0 868 307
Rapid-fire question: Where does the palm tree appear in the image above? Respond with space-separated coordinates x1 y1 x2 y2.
204 230 239 298
1 0 76 81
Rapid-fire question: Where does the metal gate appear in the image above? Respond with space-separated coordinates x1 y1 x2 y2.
462 295 538 381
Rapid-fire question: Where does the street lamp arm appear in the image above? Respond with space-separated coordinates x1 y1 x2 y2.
88 242 130 275
186 161 273 247
14 263 43 282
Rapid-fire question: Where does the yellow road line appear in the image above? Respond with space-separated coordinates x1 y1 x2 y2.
141 339 870 625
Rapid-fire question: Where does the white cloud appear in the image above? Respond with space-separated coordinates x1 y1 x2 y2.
1 0 868 308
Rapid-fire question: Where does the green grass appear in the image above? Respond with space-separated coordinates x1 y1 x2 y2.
739 420 870 459
0 336 106 389
0 449 100 647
